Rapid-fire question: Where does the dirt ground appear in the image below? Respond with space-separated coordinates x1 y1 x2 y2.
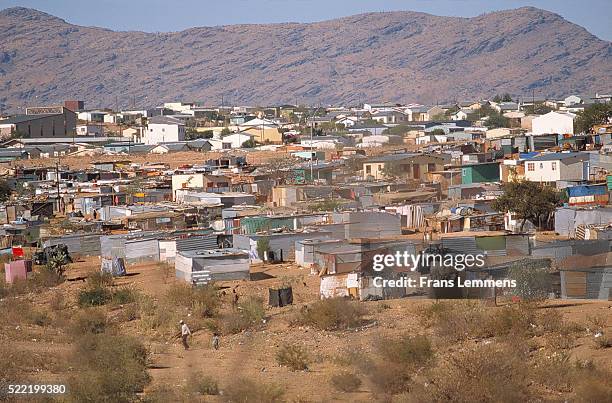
2 256 611 402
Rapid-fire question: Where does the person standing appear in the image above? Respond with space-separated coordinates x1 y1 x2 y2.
180 320 191 350
212 333 220 350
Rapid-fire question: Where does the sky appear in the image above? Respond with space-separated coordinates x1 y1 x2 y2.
0 0 611 41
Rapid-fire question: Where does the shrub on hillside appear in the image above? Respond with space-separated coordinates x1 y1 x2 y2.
378 334 434 368
276 344 310 371
219 296 265 335
78 286 112 307
69 333 150 402
427 344 531 402
331 372 362 393
165 283 219 317
188 372 219 396
367 334 434 395
297 298 366 330
224 377 284 403
71 308 107 334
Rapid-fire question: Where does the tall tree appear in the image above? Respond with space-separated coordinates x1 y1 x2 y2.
574 103 612 133
492 180 562 232
0 179 11 202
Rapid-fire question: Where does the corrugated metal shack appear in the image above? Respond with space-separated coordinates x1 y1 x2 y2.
343 211 402 239
554 207 612 238
101 230 218 264
317 239 418 300
531 239 610 260
175 248 249 284
558 252 612 299
233 230 332 263
43 233 102 257
440 233 531 257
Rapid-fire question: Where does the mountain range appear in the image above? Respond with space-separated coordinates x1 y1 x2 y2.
0 6 610 110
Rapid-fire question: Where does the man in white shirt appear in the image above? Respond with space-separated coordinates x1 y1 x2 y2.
180 320 191 350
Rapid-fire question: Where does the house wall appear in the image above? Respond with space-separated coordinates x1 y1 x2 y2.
532 112 574 135
462 164 500 184
171 174 205 201
560 160 586 181
554 207 612 237
145 123 185 145
344 211 402 239
524 160 561 182
560 269 612 299
14 112 76 138
242 127 282 144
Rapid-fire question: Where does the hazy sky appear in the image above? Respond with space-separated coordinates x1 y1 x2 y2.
1 0 611 40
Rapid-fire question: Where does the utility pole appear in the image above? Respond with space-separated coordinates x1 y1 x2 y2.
310 105 314 183
55 159 62 215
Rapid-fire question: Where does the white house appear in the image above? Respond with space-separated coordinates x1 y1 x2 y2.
451 109 471 121
524 153 588 183
336 116 359 127
221 133 256 148
563 95 582 106
532 111 575 135
207 138 232 150
144 116 185 145
76 124 103 136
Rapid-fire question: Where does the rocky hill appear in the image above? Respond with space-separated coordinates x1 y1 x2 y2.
0 6 610 109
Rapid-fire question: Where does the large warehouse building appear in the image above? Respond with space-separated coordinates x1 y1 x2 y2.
0 106 76 139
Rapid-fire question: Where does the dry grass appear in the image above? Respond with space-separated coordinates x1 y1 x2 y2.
296 297 367 331
68 333 150 402
188 372 219 396
276 344 311 371
330 372 362 393
219 296 265 335
165 283 219 318
224 377 284 403
427 344 531 403
71 308 108 334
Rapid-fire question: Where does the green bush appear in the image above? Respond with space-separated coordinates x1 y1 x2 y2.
112 288 139 305
78 287 112 307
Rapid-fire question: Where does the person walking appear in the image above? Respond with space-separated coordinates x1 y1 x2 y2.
212 332 220 350
180 320 191 350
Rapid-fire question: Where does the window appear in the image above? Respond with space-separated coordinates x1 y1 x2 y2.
539 163 543 169
527 163 535 171
551 162 556 171
365 165 371 174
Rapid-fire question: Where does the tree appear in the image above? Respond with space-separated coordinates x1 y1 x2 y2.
492 93 513 103
431 128 445 136
0 179 11 202
574 103 612 134
220 127 231 136
485 113 509 129
241 139 257 148
186 129 213 140
508 260 553 301
492 180 562 232
256 238 270 261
